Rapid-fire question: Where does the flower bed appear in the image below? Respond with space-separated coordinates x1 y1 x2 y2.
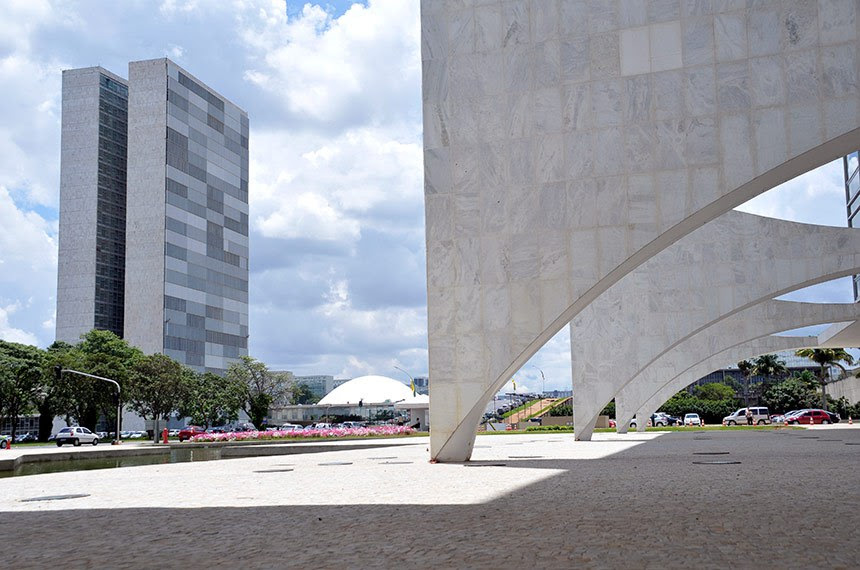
189 425 414 443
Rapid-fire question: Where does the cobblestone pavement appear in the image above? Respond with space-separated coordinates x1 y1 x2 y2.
1 427 858 569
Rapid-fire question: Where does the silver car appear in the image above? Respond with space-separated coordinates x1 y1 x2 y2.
56 426 99 446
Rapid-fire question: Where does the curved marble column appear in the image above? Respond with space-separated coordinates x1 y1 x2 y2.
616 336 807 433
613 300 860 433
422 1 860 461
571 213 860 441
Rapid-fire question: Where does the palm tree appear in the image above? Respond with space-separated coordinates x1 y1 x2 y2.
751 354 788 397
794 349 855 410
737 360 755 408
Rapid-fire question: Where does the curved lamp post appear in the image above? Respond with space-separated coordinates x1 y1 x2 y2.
393 365 416 397
55 366 122 445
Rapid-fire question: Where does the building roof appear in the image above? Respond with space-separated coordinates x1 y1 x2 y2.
317 375 413 406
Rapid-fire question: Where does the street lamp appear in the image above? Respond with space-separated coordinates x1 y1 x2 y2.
55 366 122 445
393 365 416 396
532 365 545 396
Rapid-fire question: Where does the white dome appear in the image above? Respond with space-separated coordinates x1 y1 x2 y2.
318 375 414 406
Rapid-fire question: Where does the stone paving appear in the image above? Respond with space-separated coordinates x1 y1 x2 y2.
1 426 858 568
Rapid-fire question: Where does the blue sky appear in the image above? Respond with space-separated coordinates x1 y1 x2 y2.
0 0 852 393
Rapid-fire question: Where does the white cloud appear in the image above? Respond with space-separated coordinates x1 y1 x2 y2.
0 185 57 271
250 125 422 247
239 0 421 128
735 159 846 227
0 302 40 345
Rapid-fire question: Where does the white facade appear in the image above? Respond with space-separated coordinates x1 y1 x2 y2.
421 1 860 461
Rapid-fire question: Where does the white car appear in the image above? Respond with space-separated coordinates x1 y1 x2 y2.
279 424 303 432
56 426 99 446
0 435 10 449
684 413 701 427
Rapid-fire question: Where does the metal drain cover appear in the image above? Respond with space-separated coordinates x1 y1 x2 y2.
693 452 730 455
464 463 507 467
692 460 741 465
318 462 352 466
21 494 90 502
254 468 294 473
508 455 544 459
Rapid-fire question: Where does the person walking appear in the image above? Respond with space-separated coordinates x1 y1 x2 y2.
746 407 753 426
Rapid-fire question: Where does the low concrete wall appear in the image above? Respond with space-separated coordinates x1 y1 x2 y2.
541 416 573 426
829 376 860 404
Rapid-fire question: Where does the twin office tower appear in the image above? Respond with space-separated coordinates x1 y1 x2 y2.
56 58 249 374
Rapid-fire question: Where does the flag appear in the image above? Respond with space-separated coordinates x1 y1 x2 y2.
512 379 517 391
410 378 416 397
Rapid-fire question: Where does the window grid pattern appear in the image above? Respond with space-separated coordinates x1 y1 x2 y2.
94 73 128 336
162 65 249 372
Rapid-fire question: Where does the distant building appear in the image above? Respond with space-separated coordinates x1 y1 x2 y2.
56 58 249 375
413 376 429 395
294 375 335 400
845 150 860 300
689 351 823 392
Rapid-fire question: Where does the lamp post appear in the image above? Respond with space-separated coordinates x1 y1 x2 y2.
55 367 122 445
393 365 416 396
532 365 545 396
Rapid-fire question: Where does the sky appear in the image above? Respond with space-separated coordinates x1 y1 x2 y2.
0 0 853 394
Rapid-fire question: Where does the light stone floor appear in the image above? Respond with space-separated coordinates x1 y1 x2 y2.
2 427 858 568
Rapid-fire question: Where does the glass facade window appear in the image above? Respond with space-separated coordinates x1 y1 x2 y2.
94 73 128 337
846 150 860 302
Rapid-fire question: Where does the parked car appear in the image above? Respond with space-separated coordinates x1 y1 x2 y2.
0 435 10 449
722 407 771 425
608 419 617 428
786 409 837 425
341 421 367 429
14 432 37 443
168 429 180 437
177 426 207 442
652 412 680 427
684 413 701 427
226 422 257 432
278 424 303 432
55 426 99 446
825 410 841 423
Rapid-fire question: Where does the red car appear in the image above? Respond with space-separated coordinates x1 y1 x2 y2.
785 409 836 425
177 426 207 442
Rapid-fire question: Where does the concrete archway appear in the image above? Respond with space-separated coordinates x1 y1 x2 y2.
422 2 860 461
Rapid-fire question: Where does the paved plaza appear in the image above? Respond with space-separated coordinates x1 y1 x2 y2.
2 427 858 568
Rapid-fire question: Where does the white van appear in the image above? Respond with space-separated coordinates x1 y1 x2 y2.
723 407 770 425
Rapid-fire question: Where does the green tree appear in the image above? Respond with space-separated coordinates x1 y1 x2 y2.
51 330 143 431
752 354 788 381
737 360 755 407
128 353 192 441
751 354 788 398
225 356 292 429
693 382 737 401
179 372 245 428
0 340 46 440
762 376 818 413
795 348 855 410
